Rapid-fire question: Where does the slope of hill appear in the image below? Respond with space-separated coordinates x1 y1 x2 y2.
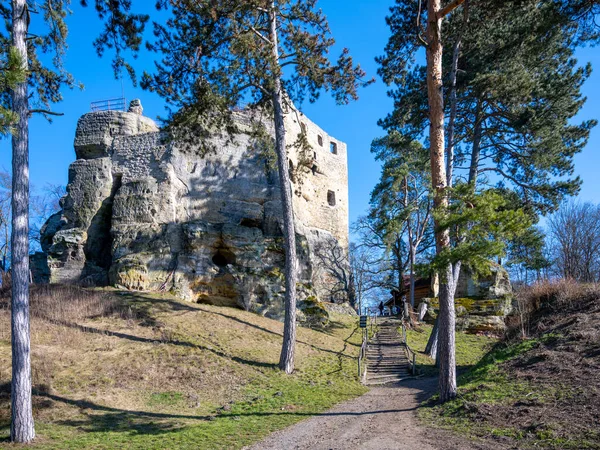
0 286 366 449
420 280 600 449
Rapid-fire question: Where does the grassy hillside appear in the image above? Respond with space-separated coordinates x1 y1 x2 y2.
0 286 366 449
420 281 600 449
405 324 497 377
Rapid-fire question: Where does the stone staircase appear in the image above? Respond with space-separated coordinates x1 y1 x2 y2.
365 317 411 385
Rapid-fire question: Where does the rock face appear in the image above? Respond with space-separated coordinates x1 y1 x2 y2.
426 265 513 334
37 100 351 321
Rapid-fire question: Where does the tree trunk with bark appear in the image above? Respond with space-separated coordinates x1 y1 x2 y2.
10 0 35 443
270 6 297 374
426 0 457 402
409 244 416 308
446 38 461 186
436 263 459 401
468 102 483 185
425 318 439 360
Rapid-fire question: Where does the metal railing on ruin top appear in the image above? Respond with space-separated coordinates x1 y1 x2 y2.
90 97 127 112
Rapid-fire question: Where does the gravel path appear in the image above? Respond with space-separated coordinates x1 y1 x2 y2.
246 377 494 450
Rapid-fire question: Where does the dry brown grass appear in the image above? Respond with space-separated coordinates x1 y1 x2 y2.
0 284 124 336
508 279 600 340
0 285 363 435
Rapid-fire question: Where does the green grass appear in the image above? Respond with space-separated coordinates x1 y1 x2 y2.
405 324 497 376
3 378 366 450
0 289 368 449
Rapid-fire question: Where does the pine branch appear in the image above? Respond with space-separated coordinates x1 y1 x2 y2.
248 25 272 45
29 109 64 117
416 0 428 47
438 0 467 19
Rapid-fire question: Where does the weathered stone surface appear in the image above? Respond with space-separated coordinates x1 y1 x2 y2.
30 252 50 284
128 99 143 115
74 108 158 159
424 294 513 334
37 103 351 321
456 315 507 334
323 301 358 316
425 265 513 334
432 265 513 299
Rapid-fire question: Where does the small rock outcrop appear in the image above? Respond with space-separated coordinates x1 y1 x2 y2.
426 265 514 334
35 100 351 322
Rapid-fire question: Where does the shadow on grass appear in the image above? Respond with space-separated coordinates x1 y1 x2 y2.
39 316 277 370
107 291 356 362
195 306 355 360
1 378 438 441
415 356 477 378
109 292 201 327
327 324 361 375
37 378 436 437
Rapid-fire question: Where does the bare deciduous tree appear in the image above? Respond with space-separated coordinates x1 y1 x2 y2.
312 235 352 306
349 242 381 314
548 202 600 283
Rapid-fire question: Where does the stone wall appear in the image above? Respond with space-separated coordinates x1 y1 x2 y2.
35 101 351 320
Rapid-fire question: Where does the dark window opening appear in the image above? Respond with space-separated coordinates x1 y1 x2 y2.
240 218 262 228
327 190 336 207
317 135 323 146
313 151 317 159
212 248 236 267
312 164 318 176
330 142 338 154
289 160 296 183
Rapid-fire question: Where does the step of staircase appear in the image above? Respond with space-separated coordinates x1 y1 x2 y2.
364 321 413 386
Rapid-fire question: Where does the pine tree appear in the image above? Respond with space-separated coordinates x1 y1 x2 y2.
370 135 433 308
0 48 25 136
377 0 468 402
5 0 77 441
2 1 147 442
94 0 371 374
378 0 596 402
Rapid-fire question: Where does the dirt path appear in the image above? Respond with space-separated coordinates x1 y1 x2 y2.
246 377 494 450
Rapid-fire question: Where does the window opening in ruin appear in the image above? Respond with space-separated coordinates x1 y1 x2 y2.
212 248 236 267
289 160 296 183
240 218 262 228
312 164 318 176
327 190 336 207
313 151 317 159
330 142 338 154
318 135 323 146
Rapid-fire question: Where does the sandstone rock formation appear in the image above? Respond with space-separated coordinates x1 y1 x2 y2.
426 265 513 334
35 100 351 321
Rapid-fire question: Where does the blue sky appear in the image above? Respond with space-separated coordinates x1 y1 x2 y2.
1 0 598 229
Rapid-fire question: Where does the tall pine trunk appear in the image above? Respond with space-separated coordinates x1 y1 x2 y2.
437 263 457 400
409 244 416 308
426 37 460 364
270 5 297 374
468 102 483 185
446 38 461 186
426 0 457 402
10 0 35 443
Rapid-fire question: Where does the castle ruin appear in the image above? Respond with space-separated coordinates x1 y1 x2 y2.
35 100 351 320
